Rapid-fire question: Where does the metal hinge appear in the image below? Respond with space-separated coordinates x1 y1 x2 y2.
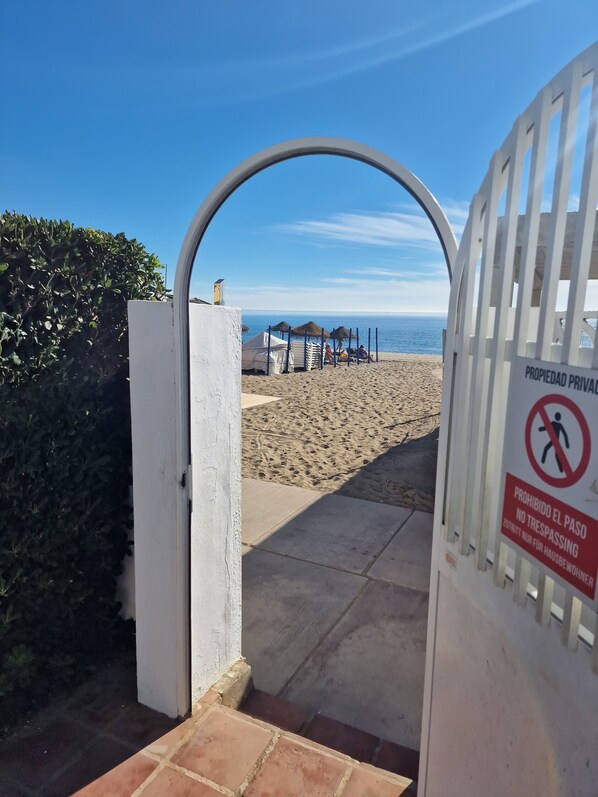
180 465 193 513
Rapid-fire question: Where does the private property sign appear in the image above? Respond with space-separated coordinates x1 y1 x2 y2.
500 356 598 608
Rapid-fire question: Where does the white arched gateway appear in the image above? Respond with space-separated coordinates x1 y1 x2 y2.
128 138 457 719
129 45 598 791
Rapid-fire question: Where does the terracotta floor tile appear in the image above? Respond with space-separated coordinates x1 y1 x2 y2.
304 714 378 763
244 737 347 796
105 701 180 748
172 709 272 791
342 765 410 797
142 716 198 759
374 739 420 781
241 690 309 733
71 751 158 797
140 766 223 796
0 717 94 789
43 736 137 797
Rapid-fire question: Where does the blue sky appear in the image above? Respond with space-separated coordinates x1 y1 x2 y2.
2 1 596 312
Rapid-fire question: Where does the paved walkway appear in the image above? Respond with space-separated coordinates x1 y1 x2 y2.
242 479 433 751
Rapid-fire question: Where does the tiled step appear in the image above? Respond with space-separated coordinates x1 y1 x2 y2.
240 689 420 784
71 695 415 796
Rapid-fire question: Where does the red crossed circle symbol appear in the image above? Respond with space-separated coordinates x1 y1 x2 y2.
524 393 591 488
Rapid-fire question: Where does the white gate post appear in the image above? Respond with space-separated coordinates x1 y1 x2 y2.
128 300 241 717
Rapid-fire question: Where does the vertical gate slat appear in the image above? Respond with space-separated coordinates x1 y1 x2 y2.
513 87 553 354
505 89 554 600
445 197 484 542
535 574 554 626
562 74 598 365
531 67 582 630
493 540 509 589
537 62 584 361
561 593 582 649
513 557 532 606
460 154 505 555
478 116 528 569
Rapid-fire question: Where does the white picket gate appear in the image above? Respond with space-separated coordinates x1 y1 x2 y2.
420 43 598 795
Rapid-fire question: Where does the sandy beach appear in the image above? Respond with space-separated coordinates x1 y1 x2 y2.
242 353 443 512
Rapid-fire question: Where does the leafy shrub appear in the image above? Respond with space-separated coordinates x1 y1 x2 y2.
0 212 165 727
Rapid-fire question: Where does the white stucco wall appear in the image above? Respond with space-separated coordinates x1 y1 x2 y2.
128 300 241 718
189 305 242 708
421 544 598 796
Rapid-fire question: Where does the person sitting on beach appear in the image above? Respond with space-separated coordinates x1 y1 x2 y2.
358 344 371 361
324 343 334 364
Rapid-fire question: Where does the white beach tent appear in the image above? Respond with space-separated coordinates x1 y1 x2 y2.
241 331 294 374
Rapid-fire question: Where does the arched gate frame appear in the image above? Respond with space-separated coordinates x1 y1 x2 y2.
171 138 457 714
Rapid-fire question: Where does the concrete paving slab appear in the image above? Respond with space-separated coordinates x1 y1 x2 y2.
256 494 412 574
368 511 433 592
242 548 366 694
282 580 428 750
242 479 320 545
242 393 281 410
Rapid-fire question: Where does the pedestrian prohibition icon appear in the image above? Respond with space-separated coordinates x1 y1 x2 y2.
524 393 591 488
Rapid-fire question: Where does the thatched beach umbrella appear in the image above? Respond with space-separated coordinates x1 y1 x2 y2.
292 321 330 339
271 321 291 333
330 325 350 348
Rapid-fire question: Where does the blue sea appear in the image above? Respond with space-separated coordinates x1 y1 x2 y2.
241 312 447 355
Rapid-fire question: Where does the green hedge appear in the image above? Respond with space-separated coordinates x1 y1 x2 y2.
0 213 165 727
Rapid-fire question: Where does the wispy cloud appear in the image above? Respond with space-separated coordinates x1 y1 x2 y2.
225 0 539 100
38 1 538 109
276 210 444 249
344 263 448 280
206 0 540 99
274 198 468 251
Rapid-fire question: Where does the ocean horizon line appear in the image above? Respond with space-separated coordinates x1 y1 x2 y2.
242 309 447 316
242 311 447 355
